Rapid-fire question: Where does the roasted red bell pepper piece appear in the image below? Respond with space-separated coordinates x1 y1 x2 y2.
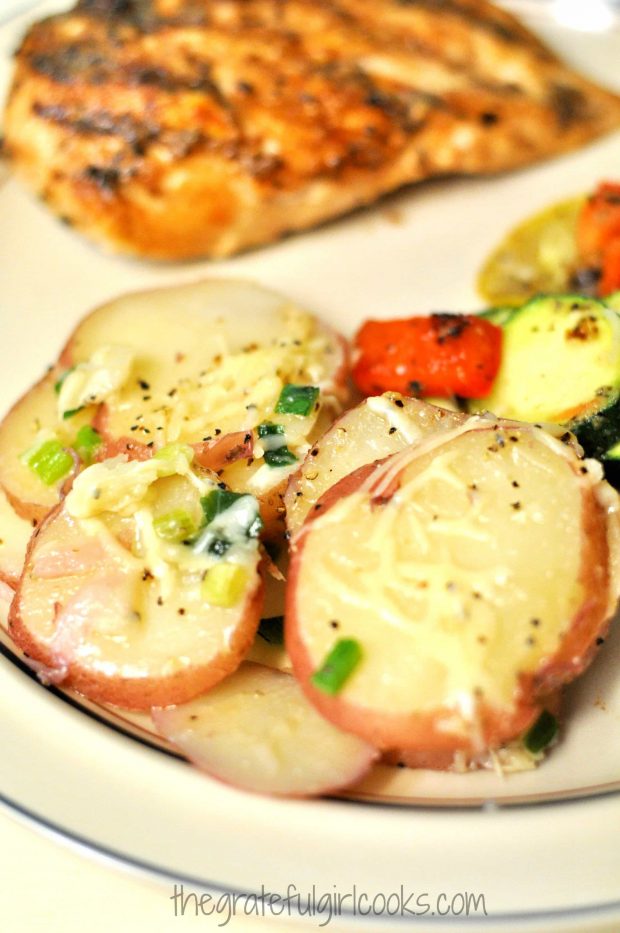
600 237 620 296
576 181 620 295
352 313 502 399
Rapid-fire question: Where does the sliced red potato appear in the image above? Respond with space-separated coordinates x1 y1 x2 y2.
285 393 465 535
0 487 33 588
152 662 377 797
9 450 264 709
0 279 349 531
287 419 620 756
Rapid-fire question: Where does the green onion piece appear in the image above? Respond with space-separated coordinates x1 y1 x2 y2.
311 639 362 695
201 489 247 525
22 439 74 486
153 510 198 542
257 422 285 439
257 616 284 645
202 563 248 608
62 406 84 420
74 425 102 465
54 367 75 395
275 384 319 417
264 447 297 468
524 710 559 754
153 443 194 462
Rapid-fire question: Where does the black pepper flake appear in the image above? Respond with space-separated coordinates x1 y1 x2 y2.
596 637 605 645
296 491 302 497
530 618 540 627
394 399 404 408
147 441 154 448
203 436 212 442
389 427 397 435
178 608 186 616
526 636 536 646
138 379 150 390
330 620 340 629
244 433 252 443
511 501 522 510
157 596 163 606
314 503 323 511
396 761 406 769
217 482 227 490
214 428 222 436
167 388 178 397
311 448 319 456
189 714 199 721
142 569 153 581
580 466 589 474
130 425 138 431
512 480 520 488
142 395 151 401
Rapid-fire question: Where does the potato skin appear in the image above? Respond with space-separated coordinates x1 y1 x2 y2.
9 503 265 710
286 438 618 755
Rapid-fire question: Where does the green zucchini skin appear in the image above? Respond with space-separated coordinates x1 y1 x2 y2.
568 388 620 460
605 291 620 312
471 294 620 461
478 307 517 327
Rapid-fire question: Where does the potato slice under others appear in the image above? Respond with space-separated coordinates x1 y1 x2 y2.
287 420 620 755
152 663 377 797
0 279 348 531
285 393 465 534
0 487 33 588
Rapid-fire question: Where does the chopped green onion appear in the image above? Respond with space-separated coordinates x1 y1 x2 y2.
257 616 284 645
201 489 247 525
62 406 84 420
264 447 297 468
22 439 74 486
257 422 285 439
524 710 558 754
202 563 248 608
311 638 362 695
153 510 198 542
275 384 319 417
194 489 263 557
73 425 102 465
154 443 194 462
54 367 75 395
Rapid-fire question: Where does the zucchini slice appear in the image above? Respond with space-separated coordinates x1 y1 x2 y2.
478 306 517 327
606 291 620 312
469 297 620 441
567 387 620 459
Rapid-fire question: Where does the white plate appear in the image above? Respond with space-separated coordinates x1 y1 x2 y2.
1 2 620 929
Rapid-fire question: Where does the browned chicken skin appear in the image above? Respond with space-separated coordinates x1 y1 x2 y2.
4 0 620 260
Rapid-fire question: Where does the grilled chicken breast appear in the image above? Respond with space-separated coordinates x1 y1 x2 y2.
4 0 620 260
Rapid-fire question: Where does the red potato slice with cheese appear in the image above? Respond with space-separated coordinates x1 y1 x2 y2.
286 420 620 756
9 450 265 709
285 393 466 536
0 279 349 532
152 663 377 797
0 487 33 588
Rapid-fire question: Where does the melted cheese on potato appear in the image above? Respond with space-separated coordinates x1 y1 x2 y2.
294 427 586 723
